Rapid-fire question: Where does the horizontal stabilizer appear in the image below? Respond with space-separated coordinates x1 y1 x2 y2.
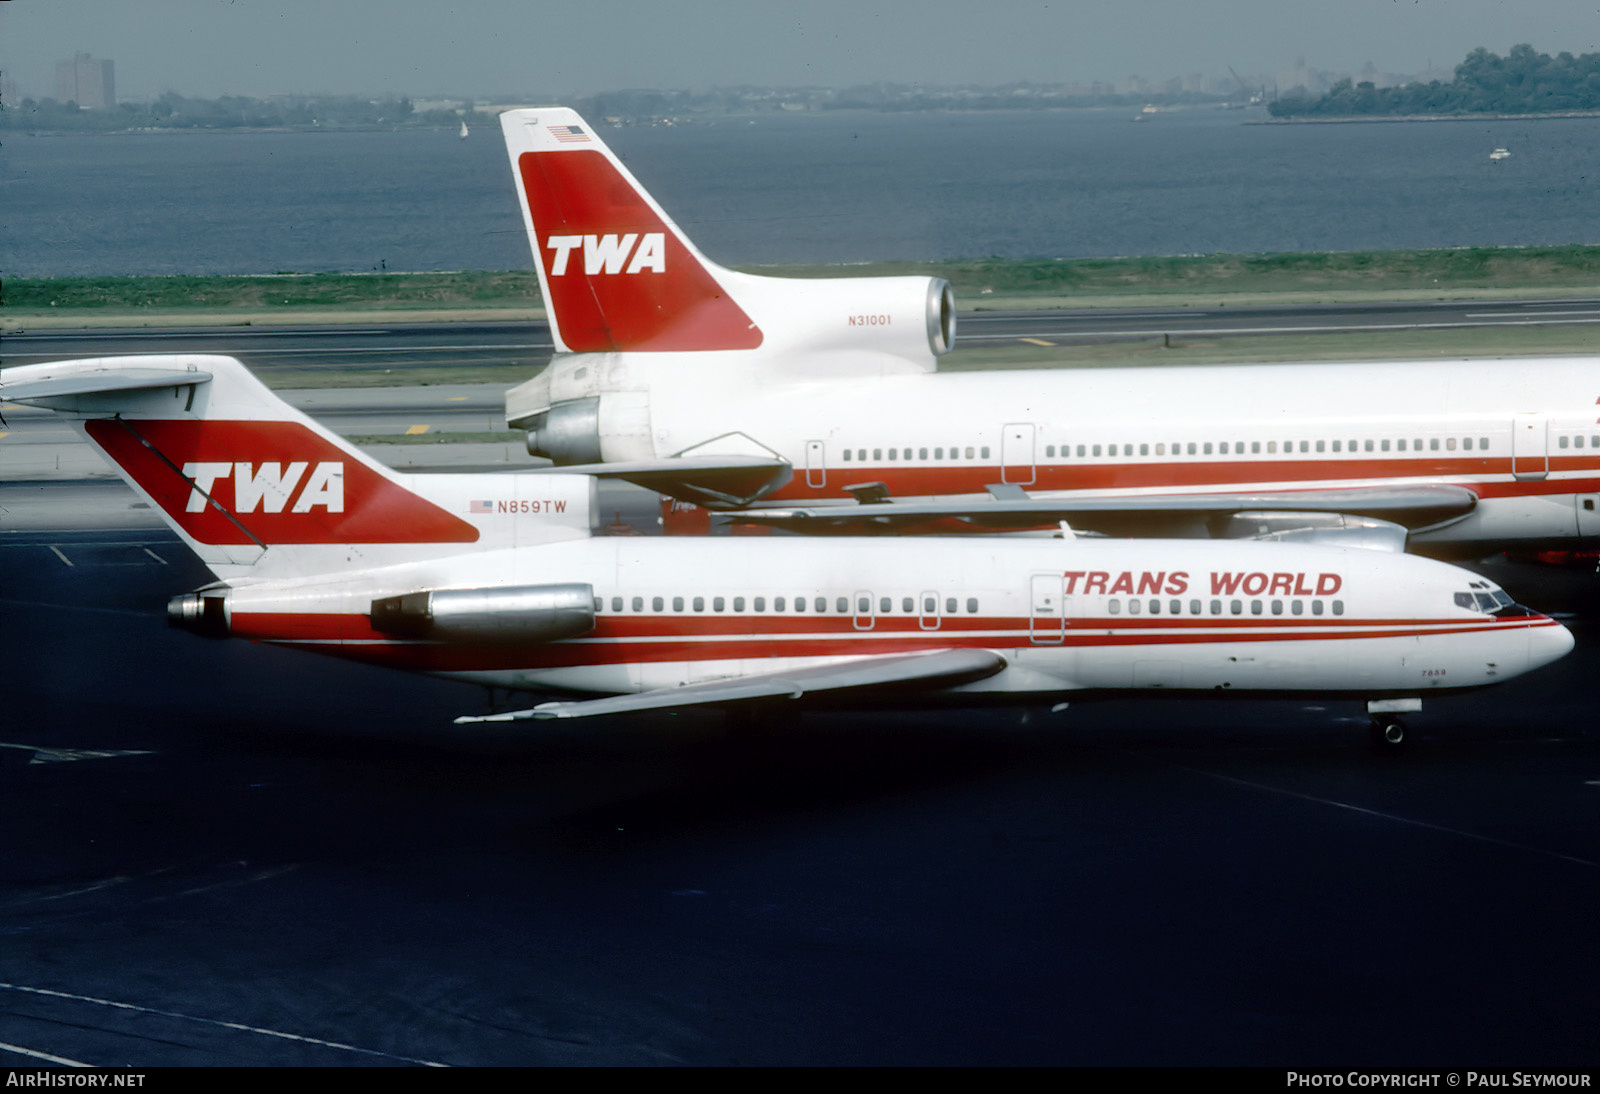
525 455 793 508
455 647 1007 722
0 365 212 406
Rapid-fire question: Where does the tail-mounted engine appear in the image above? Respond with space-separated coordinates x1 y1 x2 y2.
369 583 596 643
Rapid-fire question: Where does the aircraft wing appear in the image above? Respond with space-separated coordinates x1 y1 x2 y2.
454 647 1007 723
521 455 793 508
730 483 1479 540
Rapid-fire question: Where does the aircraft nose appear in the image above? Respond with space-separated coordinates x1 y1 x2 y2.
1527 617 1576 669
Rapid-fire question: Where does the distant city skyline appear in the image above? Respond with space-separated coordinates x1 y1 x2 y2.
3 1 1597 104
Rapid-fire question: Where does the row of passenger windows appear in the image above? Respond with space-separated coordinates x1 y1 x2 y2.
1104 598 1346 616
598 595 983 615
835 433 1600 464
1043 437 1493 459
842 447 991 462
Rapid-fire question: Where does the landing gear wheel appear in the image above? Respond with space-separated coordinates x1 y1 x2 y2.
1369 716 1408 752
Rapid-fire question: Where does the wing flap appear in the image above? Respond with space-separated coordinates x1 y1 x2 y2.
454 647 1007 723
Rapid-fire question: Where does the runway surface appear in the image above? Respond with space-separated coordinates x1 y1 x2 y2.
1 522 1597 1066
4 309 1600 1065
6 295 1600 373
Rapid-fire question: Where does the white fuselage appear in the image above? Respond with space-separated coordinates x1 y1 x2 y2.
533 353 1600 552
217 536 1569 702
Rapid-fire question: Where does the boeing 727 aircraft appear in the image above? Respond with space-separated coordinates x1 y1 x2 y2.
499 108 1600 556
0 355 1571 746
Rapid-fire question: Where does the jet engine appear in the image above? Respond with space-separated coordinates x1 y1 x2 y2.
368 583 595 643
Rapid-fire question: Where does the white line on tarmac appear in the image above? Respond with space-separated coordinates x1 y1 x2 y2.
47 545 72 567
0 982 450 1067
0 1040 91 1066
1184 767 1600 870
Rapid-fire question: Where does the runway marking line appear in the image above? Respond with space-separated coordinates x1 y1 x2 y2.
143 547 167 565
0 1040 91 1067
0 982 450 1067
1183 766 1600 870
405 424 430 435
1018 337 1055 346
47 545 72 567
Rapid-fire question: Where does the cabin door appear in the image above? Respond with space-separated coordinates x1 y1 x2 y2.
1512 415 1549 481
805 440 826 488
1029 574 1066 644
1002 423 1037 485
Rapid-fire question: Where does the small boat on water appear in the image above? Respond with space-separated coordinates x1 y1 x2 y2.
459 120 470 140
1489 147 1511 161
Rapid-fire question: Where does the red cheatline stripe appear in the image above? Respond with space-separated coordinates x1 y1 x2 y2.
229 612 1555 672
761 456 1600 502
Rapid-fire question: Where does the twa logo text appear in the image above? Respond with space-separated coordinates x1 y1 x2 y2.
544 233 667 276
182 461 345 514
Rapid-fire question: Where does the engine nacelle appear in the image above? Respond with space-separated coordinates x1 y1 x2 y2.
525 397 602 464
167 591 230 637
369 583 596 643
730 273 956 359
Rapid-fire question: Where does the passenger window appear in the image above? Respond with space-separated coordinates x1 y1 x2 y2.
1108 599 1121 615
594 597 602 612
1299 441 1309 453
919 448 927 460
1267 441 1277 454
1251 600 1263 615
1210 599 1221 614
946 597 957 613
774 597 784 611
1446 437 1456 451
1332 440 1341 452
981 447 990 459
878 597 890 613
611 596 623 612
1188 599 1200 614
653 596 664 612
857 596 870 614
1315 440 1325 453
632 596 643 612
733 597 745 611
935 447 944 459
1149 599 1160 614
1231 600 1242 615
1140 443 1149 456
1252 442 1261 454
1156 443 1166 455
1076 445 1086 457
1204 442 1213 455
1332 600 1345 615
1187 442 1196 455
967 598 978 614
1271 600 1283 615
873 448 882 461
1312 601 1324 616
842 450 851 462
1093 444 1102 457
837 597 849 613
1397 439 1407 452
924 596 936 613
966 447 975 459
1381 440 1391 452
902 597 914 613
673 597 684 612
1292 601 1304 615
1365 440 1374 452
1559 436 1570 449
1171 599 1183 614
819 597 829 613
693 597 705 612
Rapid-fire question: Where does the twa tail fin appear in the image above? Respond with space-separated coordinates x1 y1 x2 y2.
500 108 955 371
0 356 592 576
501 107 763 354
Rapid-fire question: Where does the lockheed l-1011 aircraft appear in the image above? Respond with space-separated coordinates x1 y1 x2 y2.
0 355 1571 745
500 108 1600 556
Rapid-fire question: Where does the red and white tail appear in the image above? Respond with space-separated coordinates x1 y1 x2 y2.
500 107 956 365
501 107 763 354
0 355 594 577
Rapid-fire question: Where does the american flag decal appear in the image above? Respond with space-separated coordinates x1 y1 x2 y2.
548 124 589 143
469 499 494 514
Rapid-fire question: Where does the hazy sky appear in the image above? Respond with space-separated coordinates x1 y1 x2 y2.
4 0 1599 102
